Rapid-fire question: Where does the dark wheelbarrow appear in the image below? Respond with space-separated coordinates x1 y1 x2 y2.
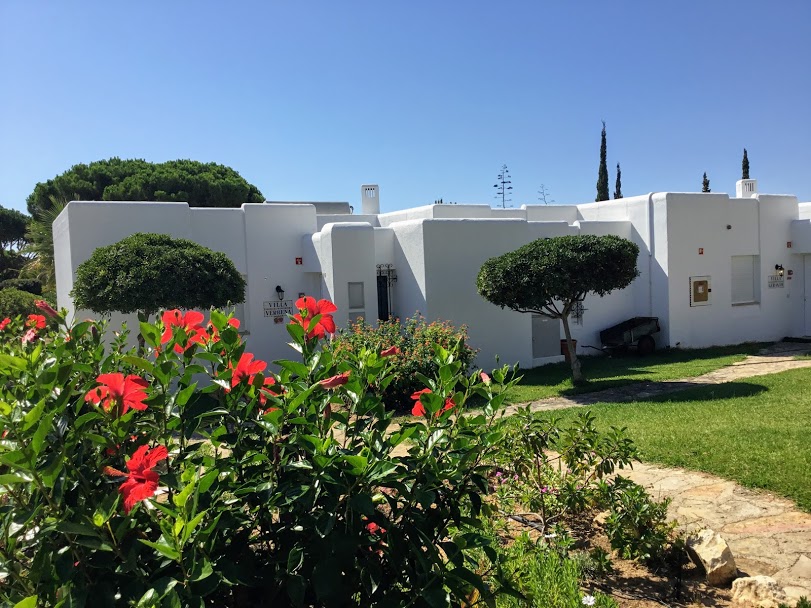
599 316 660 356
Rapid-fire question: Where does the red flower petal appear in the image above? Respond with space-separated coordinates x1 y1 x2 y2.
319 371 350 389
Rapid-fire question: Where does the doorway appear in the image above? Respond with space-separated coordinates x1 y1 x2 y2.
532 315 560 358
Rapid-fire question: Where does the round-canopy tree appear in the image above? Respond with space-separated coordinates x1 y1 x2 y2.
477 234 639 383
0 205 30 251
27 158 264 216
71 233 246 320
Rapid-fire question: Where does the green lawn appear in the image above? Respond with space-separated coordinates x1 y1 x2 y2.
505 343 766 404
542 368 811 511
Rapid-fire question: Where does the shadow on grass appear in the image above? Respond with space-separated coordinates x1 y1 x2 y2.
507 343 767 402
546 380 770 411
632 380 769 404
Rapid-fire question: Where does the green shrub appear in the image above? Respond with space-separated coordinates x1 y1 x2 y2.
0 297 517 606
495 535 617 608
329 314 477 411
492 409 675 565
0 277 42 295
597 476 674 563
0 287 42 319
71 232 245 316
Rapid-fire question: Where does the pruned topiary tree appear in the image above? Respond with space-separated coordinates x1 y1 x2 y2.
0 288 42 320
72 233 245 330
477 234 639 383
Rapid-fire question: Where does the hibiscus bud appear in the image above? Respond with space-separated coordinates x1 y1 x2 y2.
318 371 350 389
35 300 59 319
380 346 401 357
480 372 491 385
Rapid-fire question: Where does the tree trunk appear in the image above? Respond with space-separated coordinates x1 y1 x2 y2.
560 314 584 384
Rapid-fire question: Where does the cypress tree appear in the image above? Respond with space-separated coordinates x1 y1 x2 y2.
742 148 750 179
702 172 711 193
613 163 623 199
595 121 609 202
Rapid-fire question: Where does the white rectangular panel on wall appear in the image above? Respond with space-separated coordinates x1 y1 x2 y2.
731 256 757 304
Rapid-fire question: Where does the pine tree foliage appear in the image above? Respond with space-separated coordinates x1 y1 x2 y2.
702 172 711 193
595 122 609 202
613 163 622 200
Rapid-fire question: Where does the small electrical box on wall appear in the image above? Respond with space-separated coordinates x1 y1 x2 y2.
690 276 711 307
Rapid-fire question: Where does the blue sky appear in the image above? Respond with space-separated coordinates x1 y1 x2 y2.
1 1 810 214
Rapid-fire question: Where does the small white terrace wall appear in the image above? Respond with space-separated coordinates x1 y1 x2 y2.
388 220 428 324
314 223 378 327
576 195 663 344
420 218 534 368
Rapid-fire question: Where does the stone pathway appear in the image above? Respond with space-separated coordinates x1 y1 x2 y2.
625 463 811 601
512 342 811 600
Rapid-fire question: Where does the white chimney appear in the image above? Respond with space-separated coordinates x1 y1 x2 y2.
361 184 380 215
736 179 758 198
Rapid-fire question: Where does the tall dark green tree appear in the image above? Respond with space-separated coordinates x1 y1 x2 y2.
595 121 609 202
613 163 622 199
27 158 264 216
0 205 30 282
702 172 711 193
742 149 750 179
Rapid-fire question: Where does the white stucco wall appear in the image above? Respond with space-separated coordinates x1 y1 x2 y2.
420 219 534 368
662 193 800 347
317 222 378 327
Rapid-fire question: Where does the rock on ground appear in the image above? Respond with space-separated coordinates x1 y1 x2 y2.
686 528 738 586
731 575 788 608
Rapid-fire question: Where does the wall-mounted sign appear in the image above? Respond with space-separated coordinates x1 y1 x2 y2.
767 275 785 289
698 248 704 255
295 257 303 265
264 299 295 317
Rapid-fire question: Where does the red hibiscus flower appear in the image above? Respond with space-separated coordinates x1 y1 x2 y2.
229 353 267 388
380 346 401 357
35 300 59 318
365 522 386 535
319 371 350 389
105 444 169 514
21 329 38 345
161 310 205 353
291 296 337 339
26 314 46 330
85 373 149 415
189 317 241 347
0 318 10 331
410 388 455 417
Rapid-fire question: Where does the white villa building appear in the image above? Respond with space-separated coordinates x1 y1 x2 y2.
53 180 811 369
